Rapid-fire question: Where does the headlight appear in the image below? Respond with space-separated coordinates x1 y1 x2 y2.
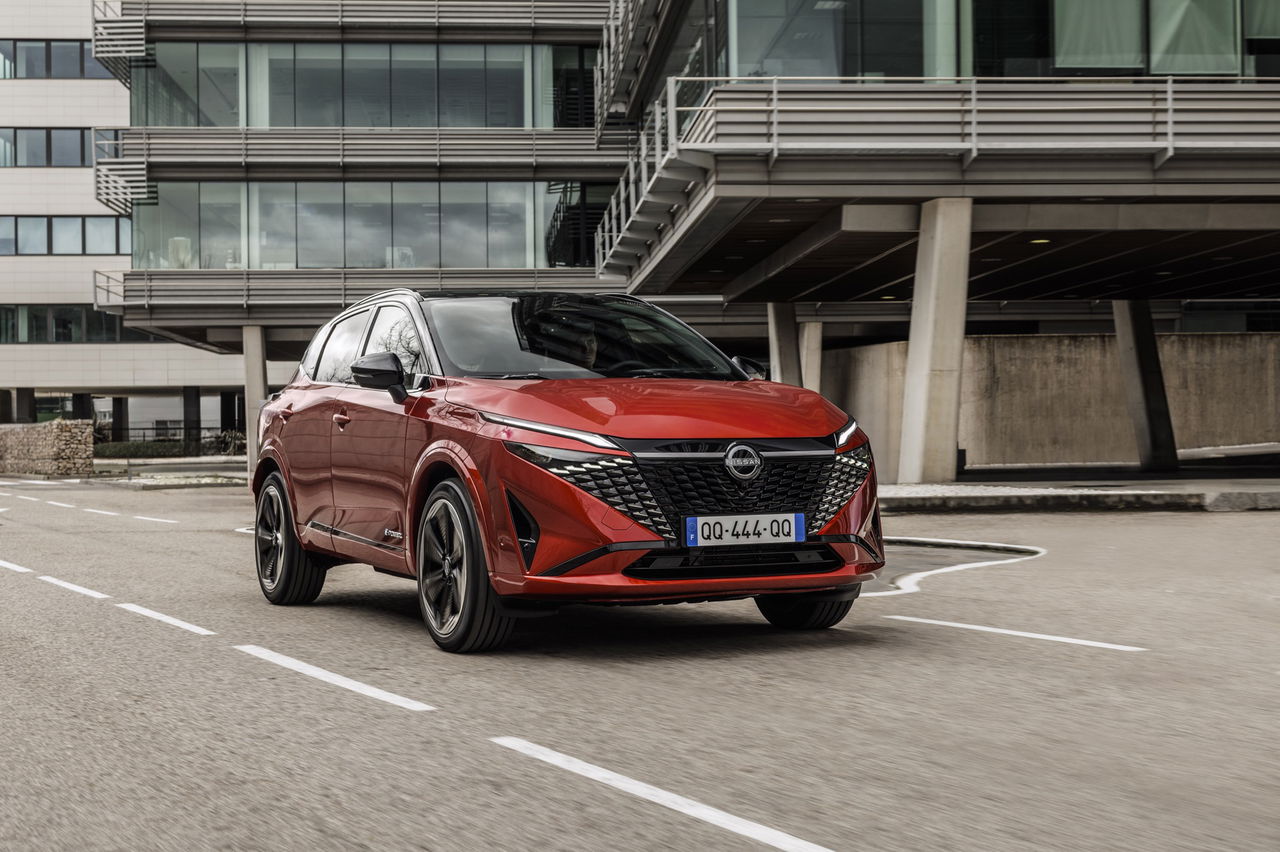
504 442 618 470
833 418 860 450
481 411 620 450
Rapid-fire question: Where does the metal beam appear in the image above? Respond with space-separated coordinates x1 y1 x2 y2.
973 203 1280 232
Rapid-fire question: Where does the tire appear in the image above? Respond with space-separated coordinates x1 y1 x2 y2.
755 587 858 630
255 472 327 605
416 479 517 653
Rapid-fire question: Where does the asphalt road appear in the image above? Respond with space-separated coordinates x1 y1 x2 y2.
1 478 1276 851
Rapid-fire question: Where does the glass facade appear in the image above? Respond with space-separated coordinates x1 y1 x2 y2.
648 0 1280 99
0 216 131 256
0 128 97 167
133 181 607 270
132 42 597 128
0 304 160 343
0 40 111 78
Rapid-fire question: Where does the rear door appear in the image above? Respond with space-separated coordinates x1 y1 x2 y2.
330 302 430 568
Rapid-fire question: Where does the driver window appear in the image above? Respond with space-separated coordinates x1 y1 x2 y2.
363 305 425 378
313 310 370 385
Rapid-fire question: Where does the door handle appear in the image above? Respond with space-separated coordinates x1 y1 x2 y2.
332 412 351 427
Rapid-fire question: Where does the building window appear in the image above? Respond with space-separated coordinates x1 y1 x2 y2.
0 128 96 167
0 215 130 256
132 40 597 128
0 305 160 344
0 40 107 78
135 181 606 270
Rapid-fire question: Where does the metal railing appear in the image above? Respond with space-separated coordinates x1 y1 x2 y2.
595 75 1280 274
593 0 673 137
92 0 611 85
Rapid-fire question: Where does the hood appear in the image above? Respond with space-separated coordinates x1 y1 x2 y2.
445 377 847 440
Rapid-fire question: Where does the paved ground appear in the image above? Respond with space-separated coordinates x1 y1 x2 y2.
0 478 1276 851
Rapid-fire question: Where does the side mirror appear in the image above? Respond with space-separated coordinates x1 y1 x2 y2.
351 351 409 404
731 355 768 380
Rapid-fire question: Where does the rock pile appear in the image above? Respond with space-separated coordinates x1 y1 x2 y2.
0 419 95 477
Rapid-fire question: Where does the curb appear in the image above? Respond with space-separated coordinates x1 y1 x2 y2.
100 478 246 491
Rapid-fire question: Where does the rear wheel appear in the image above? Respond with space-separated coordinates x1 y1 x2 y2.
755 587 858 630
255 472 326 605
416 479 516 653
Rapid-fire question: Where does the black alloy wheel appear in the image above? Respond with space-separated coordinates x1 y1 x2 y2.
254 472 326 605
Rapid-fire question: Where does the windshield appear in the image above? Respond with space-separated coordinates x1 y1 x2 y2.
421 294 744 381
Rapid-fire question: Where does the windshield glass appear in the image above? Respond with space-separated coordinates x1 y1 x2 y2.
422 294 744 381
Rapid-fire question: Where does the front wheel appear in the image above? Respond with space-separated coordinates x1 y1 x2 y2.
755 587 858 630
416 479 516 653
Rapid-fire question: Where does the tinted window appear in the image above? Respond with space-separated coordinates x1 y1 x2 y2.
314 311 369 385
363 305 426 376
51 218 82 254
50 129 83 166
17 217 47 254
50 41 80 77
16 130 46 166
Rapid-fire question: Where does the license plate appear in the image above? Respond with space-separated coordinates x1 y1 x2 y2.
685 513 806 547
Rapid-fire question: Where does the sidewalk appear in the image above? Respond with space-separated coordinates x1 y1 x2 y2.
879 480 1280 512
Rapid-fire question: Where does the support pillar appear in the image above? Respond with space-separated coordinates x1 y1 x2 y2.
111 397 129 443
898 197 973 484
70 393 93 420
182 386 201 455
219 391 238 432
243 326 268 474
799 322 824 393
15 388 36 423
766 303 802 387
0 390 12 424
1112 300 1178 471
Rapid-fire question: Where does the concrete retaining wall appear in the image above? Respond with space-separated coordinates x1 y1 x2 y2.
823 332 1280 478
0 420 94 476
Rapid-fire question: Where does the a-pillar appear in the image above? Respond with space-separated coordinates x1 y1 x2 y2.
766 303 802 387
1112 300 1178 471
15 388 36 423
0 390 12 423
70 393 93 420
182 386 202 456
111 397 129 442
799 322 823 393
243 326 268 474
898 197 973 483
219 390 239 432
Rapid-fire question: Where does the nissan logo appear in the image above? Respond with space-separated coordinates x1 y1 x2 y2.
724 443 763 481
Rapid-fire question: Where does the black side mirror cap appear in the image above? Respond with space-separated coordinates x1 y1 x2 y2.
351 351 409 403
731 355 768 380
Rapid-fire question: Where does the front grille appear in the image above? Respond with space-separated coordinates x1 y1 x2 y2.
547 443 871 541
624 543 843 580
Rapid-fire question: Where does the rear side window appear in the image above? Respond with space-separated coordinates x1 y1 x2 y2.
313 310 369 385
362 304 425 377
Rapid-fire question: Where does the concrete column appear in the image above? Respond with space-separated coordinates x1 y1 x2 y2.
182 386 202 455
799 322 824 393
15 388 36 423
766 303 802 387
243 325 268 474
219 391 238 432
1112 300 1178 471
898 197 973 484
111 397 129 442
70 393 93 420
0 390 12 424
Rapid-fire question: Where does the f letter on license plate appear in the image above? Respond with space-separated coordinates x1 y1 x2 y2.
685 513 805 547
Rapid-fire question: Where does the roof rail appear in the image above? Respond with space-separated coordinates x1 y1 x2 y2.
347 288 423 310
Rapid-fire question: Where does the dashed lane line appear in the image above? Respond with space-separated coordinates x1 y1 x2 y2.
46 501 75 508
883 615 1148 652
117 603 216 636
15 495 39 502
84 508 119 516
37 576 111 599
0 559 33 573
493 737 833 852
133 515 179 524
234 645 434 712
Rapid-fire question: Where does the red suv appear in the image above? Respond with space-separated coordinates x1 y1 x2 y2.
253 290 882 652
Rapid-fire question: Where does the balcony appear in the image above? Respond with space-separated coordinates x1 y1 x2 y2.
92 127 631 214
94 267 609 328
593 0 678 136
596 76 1280 282
92 0 611 85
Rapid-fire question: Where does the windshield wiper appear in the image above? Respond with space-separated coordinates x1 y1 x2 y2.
471 372 549 380
616 368 709 379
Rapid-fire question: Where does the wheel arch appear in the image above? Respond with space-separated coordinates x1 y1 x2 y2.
405 446 495 575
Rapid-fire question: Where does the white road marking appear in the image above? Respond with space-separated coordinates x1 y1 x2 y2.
0 559 33 573
883 615 1147 652
37 576 111 599
46 501 76 508
23 480 57 486
233 645 434 712
117 603 215 636
133 515 179 524
84 508 119 516
233 527 254 535
865 536 1047 597
0 507 7 513
15 495 40 502
0 491 10 496
492 737 833 852
0 480 15 485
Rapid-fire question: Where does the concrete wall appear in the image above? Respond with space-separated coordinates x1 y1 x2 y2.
1 344 296 391
0 419 93 476
824 333 1280 477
